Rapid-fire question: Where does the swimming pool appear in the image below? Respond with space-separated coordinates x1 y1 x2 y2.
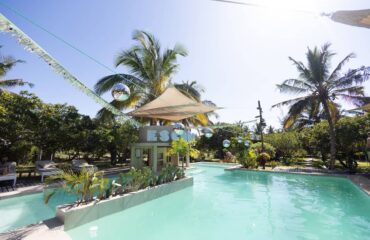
0 190 75 233
67 163 370 240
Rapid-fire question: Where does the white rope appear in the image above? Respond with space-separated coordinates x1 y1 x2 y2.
0 14 140 127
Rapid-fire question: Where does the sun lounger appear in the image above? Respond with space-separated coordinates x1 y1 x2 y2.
0 162 17 187
35 160 62 182
72 159 97 173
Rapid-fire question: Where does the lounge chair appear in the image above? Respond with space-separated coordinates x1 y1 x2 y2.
0 162 17 187
72 159 97 173
35 160 62 182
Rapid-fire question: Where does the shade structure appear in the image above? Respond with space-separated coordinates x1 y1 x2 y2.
331 9 370 29
128 87 218 121
361 103 370 111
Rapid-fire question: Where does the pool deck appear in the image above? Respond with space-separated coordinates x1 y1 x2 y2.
0 184 43 200
0 218 70 240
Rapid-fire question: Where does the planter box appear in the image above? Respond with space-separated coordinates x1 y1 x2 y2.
56 177 193 230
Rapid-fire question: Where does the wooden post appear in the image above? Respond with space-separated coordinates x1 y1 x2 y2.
152 146 158 172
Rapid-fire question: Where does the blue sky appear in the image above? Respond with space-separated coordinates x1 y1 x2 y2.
1 0 369 128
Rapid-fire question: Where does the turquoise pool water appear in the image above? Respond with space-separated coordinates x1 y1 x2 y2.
0 190 75 233
67 163 370 240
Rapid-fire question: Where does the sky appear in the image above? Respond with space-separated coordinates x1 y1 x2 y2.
0 0 369 128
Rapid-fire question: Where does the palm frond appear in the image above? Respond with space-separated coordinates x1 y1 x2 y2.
272 95 314 108
333 86 364 95
174 81 202 101
332 66 370 89
96 94 141 121
327 100 340 122
336 93 369 106
276 82 310 94
0 79 33 89
94 74 144 96
327 53 356 82
282 96 314 129
288 57 312 82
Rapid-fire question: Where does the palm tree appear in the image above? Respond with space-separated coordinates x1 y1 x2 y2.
0 46 33 94
273 43 369 169
174 80 218 126
94 30 187 123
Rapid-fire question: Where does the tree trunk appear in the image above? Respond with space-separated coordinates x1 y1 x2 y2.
110 147 117 166
38 148 43 161
321 100 336 170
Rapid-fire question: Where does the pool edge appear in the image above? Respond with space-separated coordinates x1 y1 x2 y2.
225 166 370 196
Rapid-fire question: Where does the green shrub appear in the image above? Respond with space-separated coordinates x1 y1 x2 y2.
257 152 271 162
44 169 109 205
257 152 270 169
119 167 156 192
250 142 275 158
238 150 257 169
157 164 184 184
270 161 279 169
265 131 305 160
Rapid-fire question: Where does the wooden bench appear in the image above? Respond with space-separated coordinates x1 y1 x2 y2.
17 167 36 178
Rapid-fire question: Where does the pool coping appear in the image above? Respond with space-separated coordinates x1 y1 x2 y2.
0 184 44 200
0 217 70 240
225 165 370 196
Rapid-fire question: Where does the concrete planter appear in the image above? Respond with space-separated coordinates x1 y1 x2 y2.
56 177 193 230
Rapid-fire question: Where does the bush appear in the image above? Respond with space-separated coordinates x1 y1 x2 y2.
238 150 257 169
157 164 184 184
119 167 156 192
44 165 185 206
257 152 270 169
270 161 278 169
44 169 109 204
250 142 275 158
264 131 305 160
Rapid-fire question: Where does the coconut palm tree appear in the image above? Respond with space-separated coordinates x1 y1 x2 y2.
94 30 187 123
0 46 33 94
273 43 370 169
174 80 218 126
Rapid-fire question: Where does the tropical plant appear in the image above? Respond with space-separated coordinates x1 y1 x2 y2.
174 80 218 126
238 150 257 169
157 164 184 184
302 121 331 164
250 142 276 158
335 116 367 171
273 43 370 169
0 46 33 94
257 152 270 169
270 161 279 169
44 169 109 205
265 131 306 161
196 123 247 159
94 30 187 123
119 167 157 192
168 138 199 168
